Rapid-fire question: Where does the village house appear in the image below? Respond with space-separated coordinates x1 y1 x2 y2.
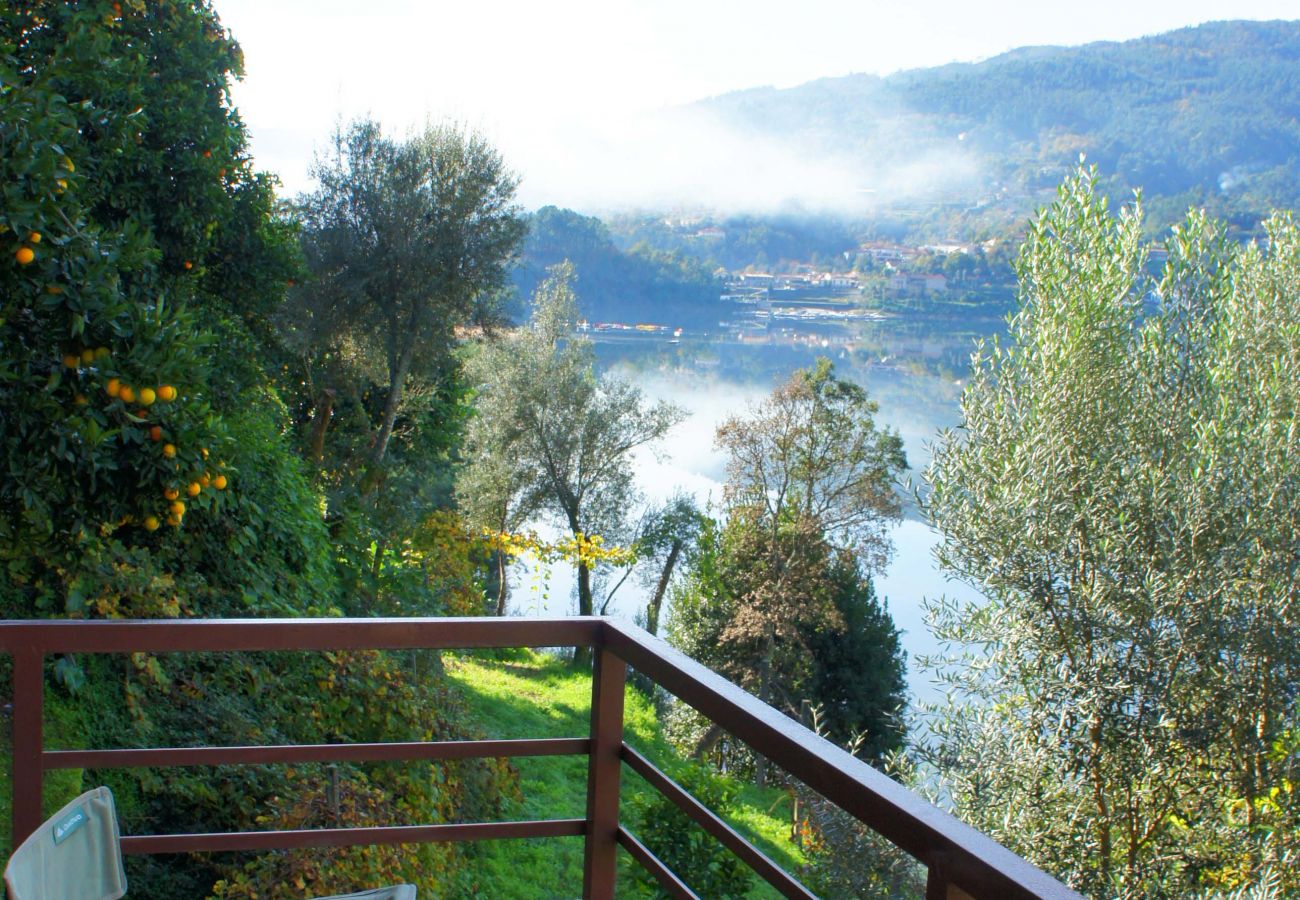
889 271 948 294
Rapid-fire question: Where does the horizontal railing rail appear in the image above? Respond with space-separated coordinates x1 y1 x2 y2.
0 617 1081 900
44 738 591 770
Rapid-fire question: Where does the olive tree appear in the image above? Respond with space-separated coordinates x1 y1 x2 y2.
923 169 1300 897
460 262 685 663
293 119 525 473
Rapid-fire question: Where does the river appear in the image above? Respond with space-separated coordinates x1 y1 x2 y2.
509 310 1005 707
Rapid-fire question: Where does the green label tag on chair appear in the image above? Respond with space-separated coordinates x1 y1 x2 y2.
52 805 88 845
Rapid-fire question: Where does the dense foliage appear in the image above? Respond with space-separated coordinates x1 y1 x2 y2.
0 0 315 617
0 4 515 895
924 169 1300 896
628 763 755 898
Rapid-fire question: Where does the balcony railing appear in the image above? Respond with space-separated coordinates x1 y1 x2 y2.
0 617 1081 899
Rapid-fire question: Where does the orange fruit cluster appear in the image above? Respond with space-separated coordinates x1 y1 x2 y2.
105 377 178 407
150 463 231 531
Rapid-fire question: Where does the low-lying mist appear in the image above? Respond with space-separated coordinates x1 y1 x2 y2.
511 102 984 216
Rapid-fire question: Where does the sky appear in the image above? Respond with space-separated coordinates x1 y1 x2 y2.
218 0 1300 209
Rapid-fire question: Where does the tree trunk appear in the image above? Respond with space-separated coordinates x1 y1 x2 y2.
371 538 386 604
494 551 509 616
372 341 414 470
693 723 725 760
573 558 594 669
645 539 682 637
756 630 774 788
308 388 336 463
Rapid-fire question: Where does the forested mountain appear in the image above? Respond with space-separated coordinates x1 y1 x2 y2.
694 19 1300 232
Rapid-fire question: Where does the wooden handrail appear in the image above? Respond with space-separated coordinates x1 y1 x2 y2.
0 617 1081 899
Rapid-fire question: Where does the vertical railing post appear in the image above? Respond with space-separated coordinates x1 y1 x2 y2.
927 852 976 900
11 648 44 847
583 645 627 900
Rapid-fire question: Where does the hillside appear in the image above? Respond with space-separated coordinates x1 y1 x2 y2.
693 20 1300 232
443 650 806 898
513 207 722 327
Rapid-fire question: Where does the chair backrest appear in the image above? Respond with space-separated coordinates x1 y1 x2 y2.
4 786 127 900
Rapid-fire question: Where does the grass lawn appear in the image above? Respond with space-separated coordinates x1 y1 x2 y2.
443 649 807 898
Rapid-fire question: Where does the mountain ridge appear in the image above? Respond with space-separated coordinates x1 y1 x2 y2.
687 19 1300 229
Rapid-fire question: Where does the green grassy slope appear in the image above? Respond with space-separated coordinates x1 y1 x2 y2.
443 649 807 898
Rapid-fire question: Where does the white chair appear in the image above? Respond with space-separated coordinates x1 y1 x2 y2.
4 787 416 900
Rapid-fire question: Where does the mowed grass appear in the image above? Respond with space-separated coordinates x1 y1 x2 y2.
443 649 807 898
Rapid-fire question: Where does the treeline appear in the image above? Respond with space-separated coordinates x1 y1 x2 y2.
895 20 1300 204
606 210 861 274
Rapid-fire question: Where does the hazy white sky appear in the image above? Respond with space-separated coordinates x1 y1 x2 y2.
219 0 1300 208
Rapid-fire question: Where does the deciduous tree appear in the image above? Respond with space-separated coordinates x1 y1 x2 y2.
670 361 907 782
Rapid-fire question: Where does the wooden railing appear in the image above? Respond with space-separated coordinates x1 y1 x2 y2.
0 617 1081 899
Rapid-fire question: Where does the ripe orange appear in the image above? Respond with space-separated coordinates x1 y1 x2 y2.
213 474 228 490
55 179 67 193
144 515 160 532
170 500 186 517
201 447 209 459
45 284 63 295
183 260 193 270
27 232 40 244
119 385 136 404
16 247 35 265
167 513 182 527
164 487 180 501
149 425 163 442
106 378 121 397
187 482 201 497
62 354 79 369
80 348 95 365
162 443 176 458
139 387 156 406
203 149 212 158
158 384 177 402
199 472 211 488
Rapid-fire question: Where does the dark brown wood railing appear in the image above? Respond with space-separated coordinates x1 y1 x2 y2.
0 617 1081 899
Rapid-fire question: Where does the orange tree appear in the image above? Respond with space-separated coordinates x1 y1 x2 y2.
0 0 306 616
0 4 510 894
